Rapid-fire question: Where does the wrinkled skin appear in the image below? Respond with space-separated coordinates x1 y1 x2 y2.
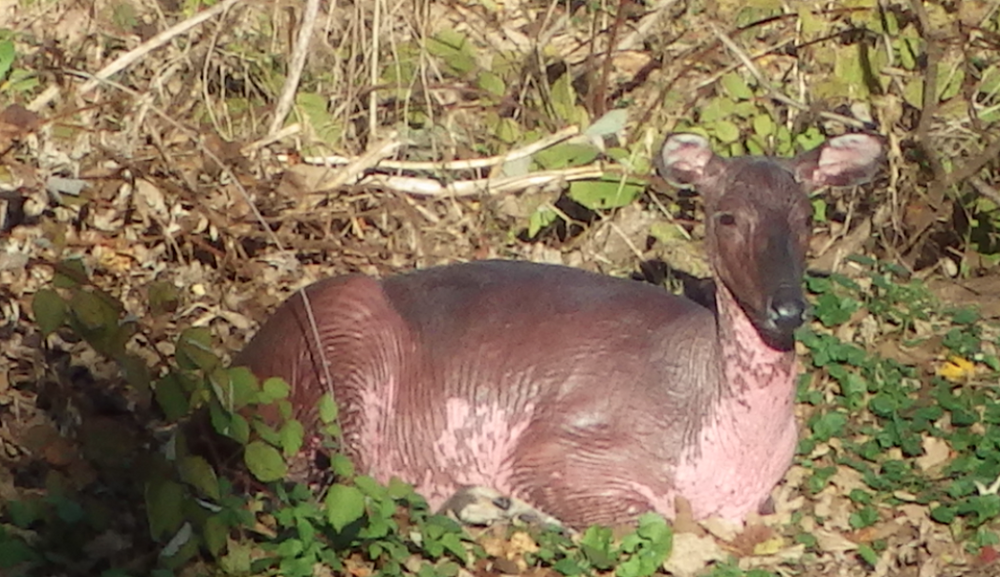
236 133 883 529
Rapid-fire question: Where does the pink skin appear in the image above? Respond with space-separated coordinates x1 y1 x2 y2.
673 282 798 520
236 133 883 529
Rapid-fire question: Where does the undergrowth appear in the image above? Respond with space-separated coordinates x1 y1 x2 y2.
2 2 1000 576
3 259 677 577
3 250 999 577
795 256 1000 568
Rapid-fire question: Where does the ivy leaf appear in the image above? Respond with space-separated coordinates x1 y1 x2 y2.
262 377 291 402
244 440 287 482
440 532 467 561
585 109 628 137
318 394 339 425
569 179 642 210
427 29 476 75
811 411 847 441
720 72 754 100
711 119 741 143
477 71 505 97
280 419 305 458
0 39 14 81
325 483 366 532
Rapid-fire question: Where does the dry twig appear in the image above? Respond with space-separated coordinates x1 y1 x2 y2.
708 22 868 130
361 166 605 197
93 0 239 95
283 126 580 172
267 0 322 138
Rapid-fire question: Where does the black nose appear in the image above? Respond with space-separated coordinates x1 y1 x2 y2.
767 290 807 332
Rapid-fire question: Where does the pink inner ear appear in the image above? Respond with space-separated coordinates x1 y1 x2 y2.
817 135 882 177
661 136 714 184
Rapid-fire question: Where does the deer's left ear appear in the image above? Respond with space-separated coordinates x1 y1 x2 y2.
794 133 884 188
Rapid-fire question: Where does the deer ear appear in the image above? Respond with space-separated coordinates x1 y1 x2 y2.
657 133 719 188
794 133 884 188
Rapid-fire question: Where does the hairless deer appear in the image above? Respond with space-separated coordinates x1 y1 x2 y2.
235 133 883 529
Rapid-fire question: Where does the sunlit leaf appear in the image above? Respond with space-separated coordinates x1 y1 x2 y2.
585 109 628 137
318 394 339 424
752 114 774 138
262 377 290 402
219 538 252 574
720 72 753 100
477 70 505 97
534 143 599 170
550 72 577 123
528 206 558 238
753 536 784 555
711 119 740 143
427 29 476 75
569 178 642 210
331 453 355 478
280 419 305 457
325 483 366 532
0 39 14 80
296 92 342 146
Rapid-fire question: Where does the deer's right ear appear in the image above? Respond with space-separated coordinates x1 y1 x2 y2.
657 133 718 188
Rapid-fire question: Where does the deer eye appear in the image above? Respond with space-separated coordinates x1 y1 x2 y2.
717 212 737 226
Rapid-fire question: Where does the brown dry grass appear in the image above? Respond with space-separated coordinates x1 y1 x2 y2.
1 0 1000 575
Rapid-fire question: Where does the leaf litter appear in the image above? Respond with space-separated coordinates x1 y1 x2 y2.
0 0 999 576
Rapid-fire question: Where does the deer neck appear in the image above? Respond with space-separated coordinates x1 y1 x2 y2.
714 283 797 396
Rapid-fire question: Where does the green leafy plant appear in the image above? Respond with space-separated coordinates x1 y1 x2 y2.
796 257 1000 561
0 30 38 95
19 259 690 577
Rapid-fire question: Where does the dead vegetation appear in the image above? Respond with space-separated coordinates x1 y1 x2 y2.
1 0 1000 576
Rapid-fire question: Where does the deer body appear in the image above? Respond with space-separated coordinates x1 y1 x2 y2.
236 133 883 529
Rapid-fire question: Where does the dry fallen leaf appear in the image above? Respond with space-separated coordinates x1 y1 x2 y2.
0 104 42 150
661 532 726 577
814 528 859 554
752 535 785 556
916 436 952 472
507 531 539 556
927 276 1000 319
700 516 739 542
830 465 869 494
728 523 773 556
